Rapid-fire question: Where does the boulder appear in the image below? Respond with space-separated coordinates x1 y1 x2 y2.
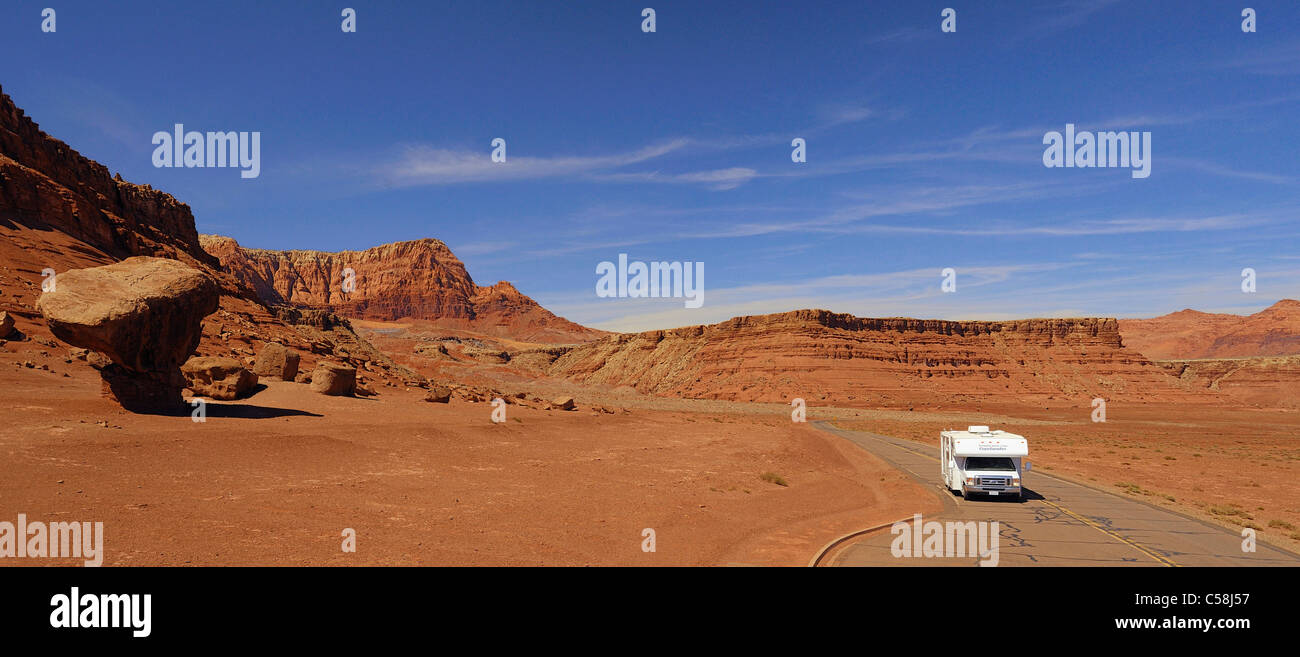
181 357 258 400
294 372 312 384
424 385 452 403
309 361 355 396
0 311 14 338
552 396 576 411
35 257 220 412
251 343 301 381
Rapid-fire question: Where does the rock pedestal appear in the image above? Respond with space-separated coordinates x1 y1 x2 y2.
35 257 220 412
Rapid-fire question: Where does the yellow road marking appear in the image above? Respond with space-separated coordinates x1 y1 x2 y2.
1037 498 1179 567
851 429 1179 567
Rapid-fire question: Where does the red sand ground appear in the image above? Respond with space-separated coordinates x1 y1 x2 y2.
0 333 935 566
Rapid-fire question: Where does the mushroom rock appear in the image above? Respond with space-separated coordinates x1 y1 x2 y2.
35 257 220 411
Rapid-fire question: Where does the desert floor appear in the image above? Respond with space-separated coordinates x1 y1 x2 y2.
3 320 1297 565
0 337 936 566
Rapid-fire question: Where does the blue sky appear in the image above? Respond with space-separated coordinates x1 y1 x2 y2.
3 0 1299 331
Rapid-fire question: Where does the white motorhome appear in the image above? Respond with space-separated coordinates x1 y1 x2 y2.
940 426 1029 500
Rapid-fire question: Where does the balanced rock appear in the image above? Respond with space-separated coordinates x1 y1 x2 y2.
181 356 258 400
252 343 300 380
309 361 355 396
35 257 219 411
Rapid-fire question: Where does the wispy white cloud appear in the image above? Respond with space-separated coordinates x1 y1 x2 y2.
1163 157 1294 185
375 139 688 186
1214 41 1300 76
592 166 760 190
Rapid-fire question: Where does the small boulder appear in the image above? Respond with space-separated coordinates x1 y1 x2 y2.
0 311 14 339
309 361 355 396
294 372 312 384
181 357 258 400
552 396 576 411
252 343 300 380
424 386 452 403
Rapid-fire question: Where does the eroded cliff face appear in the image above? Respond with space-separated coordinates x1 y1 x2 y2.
0 88 419 393
0 85 214 269
1119 300 1300 360
1158 355 1300 409
543 309 1192 404
200 235 604 344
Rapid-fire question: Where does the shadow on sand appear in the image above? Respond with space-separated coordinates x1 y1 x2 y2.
204 403 324 419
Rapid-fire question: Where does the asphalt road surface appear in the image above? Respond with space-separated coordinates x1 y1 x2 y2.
816 422 1300 567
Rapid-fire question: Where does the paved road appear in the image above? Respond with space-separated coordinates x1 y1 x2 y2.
816 422 1300 567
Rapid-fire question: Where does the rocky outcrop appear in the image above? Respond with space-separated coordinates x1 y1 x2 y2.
252 343 300 381
1158 355 1300 409
0 310 13 338
309 362 356 396
35 257 220 411
545 309 1192 405
0 85 217 270
182 357 259 400
199 235 603 344
0 88 438 395
1119 300 1300 360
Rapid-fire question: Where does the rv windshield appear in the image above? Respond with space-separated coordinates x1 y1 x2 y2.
965 457 1016 471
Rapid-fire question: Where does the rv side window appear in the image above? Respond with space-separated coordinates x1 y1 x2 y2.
964 457 1016 471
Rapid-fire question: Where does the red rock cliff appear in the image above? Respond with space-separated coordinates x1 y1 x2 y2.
1119 300 1300 360
200 235 604 344
545 309 1193 404
0 85 215 269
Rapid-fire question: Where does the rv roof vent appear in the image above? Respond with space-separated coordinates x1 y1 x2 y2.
968 425 991 433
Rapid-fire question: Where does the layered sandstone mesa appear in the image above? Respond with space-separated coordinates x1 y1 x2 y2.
35 257 220 411
309 362 356 396
545 309 1194 405
252 342 300 380
199 235 603 344
1119 299 1300 360
181 357 259 400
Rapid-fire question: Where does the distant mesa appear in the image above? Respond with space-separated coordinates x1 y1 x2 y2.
199 234 604 344
1119 299 1300 360
538 308 1197 405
